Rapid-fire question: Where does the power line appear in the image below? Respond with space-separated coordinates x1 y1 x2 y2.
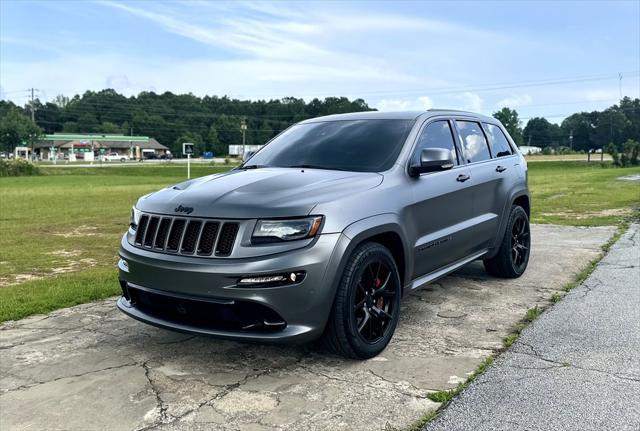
4 70 639 103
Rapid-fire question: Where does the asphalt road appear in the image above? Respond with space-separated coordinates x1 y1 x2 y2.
425 224 640 431
0 225 616 431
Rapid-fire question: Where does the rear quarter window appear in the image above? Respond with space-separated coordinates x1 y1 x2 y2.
484 123 514 158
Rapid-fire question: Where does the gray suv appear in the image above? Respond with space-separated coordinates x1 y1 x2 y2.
117 110 530 358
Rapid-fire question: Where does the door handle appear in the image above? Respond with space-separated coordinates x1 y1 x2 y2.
456 174 470 182
496 165 507 173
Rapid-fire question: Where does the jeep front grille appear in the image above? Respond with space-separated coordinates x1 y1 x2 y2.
133 214 239 257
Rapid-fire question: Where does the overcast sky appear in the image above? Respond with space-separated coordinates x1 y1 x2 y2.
1 0 639 122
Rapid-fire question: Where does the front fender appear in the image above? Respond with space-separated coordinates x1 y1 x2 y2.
334 213 412 289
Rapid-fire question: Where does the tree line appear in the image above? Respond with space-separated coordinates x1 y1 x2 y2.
0 89 638 156
0 90 372 156
493 97 639 152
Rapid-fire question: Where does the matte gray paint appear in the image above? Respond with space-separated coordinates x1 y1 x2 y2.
117 109 529 342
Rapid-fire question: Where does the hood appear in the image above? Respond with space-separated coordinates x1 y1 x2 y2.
137 167 383 219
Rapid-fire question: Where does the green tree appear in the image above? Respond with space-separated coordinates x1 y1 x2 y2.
492 107 524 145
175 132 203 156
523 117 562 148
0 109 43 153
99 121 123 134
207 125 226 156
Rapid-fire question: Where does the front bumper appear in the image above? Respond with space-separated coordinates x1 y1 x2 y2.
117 232 347 343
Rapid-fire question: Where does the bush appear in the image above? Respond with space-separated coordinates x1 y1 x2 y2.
624 139 639 166
609 140 640 167
0 158 41 177
606 143 620 166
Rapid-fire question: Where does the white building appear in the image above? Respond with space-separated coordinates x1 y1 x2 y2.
518 146 542 155
228 145 263 157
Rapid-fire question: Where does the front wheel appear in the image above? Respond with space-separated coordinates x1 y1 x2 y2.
321 242 401 359
483 205 531 278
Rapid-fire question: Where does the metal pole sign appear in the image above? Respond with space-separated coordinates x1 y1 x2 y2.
183 143 194 179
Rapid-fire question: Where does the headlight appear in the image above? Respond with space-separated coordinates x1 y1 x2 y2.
252 216 323 243
130 206 142 230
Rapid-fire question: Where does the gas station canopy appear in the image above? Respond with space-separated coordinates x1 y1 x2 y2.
42 134 149 143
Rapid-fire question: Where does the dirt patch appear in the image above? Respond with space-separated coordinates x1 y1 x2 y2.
541 208 632 219
0 258 98 287
47 249 83 257
617 174 640 182
52 225 102 238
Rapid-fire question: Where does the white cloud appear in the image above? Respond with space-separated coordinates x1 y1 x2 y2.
375 96 434 111
496 94 532 108
584 89 619 101
457 92 483 112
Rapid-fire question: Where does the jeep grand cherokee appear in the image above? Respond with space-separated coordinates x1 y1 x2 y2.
117 110 531 358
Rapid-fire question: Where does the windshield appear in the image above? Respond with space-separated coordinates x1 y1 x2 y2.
243 119 415 172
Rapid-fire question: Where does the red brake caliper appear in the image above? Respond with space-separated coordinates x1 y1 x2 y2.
375 278 384 308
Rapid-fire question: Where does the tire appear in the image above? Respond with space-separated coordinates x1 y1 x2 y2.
321 242 402 359
483 205 531 278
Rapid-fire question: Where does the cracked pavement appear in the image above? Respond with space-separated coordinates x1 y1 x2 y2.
425 224 640 431
0 225 616 431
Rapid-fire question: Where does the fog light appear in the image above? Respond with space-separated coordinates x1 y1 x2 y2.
237 271 306 287
239 275 286 285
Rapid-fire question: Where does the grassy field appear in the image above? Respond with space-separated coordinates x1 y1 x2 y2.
525 153 613 162
0 161 638 322
529 161 640 225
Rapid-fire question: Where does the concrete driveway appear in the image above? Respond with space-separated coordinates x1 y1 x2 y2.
0 225 614 431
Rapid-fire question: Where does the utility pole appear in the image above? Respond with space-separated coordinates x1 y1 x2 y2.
29 88 37 122
619 72 623 101
240 118 247 159
569 130 573 151
29 88 38 160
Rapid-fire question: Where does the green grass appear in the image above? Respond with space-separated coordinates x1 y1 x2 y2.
0 161 638 323
0 269 119 322
0 165 230 322
528 161 640 226
425 355 496 404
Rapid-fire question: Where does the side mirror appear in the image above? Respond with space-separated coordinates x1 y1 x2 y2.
243 150 255 161
409 148 454 177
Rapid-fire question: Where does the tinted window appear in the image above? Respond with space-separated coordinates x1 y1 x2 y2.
245 119 414 172
484 123 513 157
456 120 491 163
414 120 458 166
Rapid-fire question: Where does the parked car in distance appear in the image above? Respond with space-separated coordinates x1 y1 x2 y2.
117 110 531 359
102 153 129 162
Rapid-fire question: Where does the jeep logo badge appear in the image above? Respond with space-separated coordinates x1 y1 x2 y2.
174 205 194 214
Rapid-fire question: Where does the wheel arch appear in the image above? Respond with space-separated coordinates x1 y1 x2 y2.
339 214 411 291
486 190 531 259
513 194 530 217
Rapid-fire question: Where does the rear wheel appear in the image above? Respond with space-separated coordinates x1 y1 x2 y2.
322 242 401 359
483 205 531 278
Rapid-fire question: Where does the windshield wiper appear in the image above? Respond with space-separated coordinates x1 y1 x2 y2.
237 164 267 170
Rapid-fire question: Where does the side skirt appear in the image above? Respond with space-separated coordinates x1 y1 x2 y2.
407 249 488 291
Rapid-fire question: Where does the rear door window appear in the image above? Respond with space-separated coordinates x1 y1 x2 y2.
456 120 491 163
484 123 514 158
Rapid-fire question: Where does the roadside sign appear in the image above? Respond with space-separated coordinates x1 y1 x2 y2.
183 143 194 156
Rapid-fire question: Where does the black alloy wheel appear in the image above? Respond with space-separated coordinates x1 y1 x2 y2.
352 260 398 344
